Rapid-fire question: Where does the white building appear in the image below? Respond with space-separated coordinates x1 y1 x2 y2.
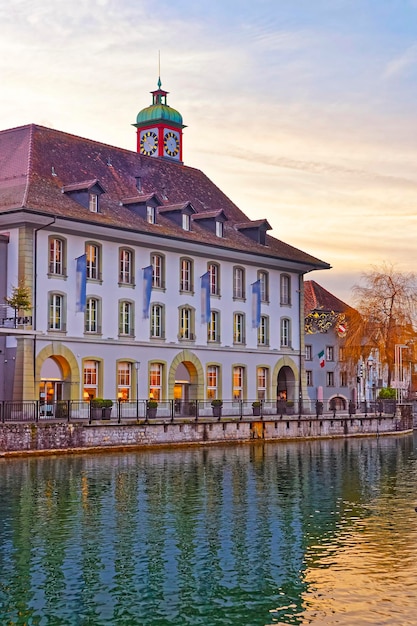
0 80 330 411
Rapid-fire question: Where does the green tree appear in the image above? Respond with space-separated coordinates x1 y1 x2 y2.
5 280 32 328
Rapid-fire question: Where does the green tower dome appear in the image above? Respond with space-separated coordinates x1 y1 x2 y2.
135 78 184 129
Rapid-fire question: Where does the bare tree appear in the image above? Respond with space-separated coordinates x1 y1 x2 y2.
348 263 417 385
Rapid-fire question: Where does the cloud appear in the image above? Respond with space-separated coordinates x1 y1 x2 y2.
383 43 417 78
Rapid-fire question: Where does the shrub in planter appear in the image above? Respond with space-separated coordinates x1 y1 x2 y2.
90 398 104 420
211 399 223 418
252 401 261 416
102 399 113 419
147 400 158 419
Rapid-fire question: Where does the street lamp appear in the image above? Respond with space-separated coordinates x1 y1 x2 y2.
134 361 141 420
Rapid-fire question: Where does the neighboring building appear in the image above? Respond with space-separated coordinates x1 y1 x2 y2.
0 79 330 410
304 280 357 411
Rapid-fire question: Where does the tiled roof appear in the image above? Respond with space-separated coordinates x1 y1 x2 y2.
0 123 331 270
304 280 353 315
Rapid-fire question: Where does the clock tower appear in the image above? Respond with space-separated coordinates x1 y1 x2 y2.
133 78 185 163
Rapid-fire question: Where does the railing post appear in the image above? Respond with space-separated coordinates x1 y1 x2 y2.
67 399 71 423
171 399 174 422
89 399 92 425
35 400 39 422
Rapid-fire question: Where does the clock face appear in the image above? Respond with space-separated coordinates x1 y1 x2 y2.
140 130 158 156
164 131 180 158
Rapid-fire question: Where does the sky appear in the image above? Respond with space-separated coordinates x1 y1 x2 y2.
2 0 417 304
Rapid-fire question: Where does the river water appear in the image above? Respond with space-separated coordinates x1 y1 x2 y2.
1 433 417 625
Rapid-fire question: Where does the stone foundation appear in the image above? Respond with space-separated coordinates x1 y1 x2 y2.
0 415 412 456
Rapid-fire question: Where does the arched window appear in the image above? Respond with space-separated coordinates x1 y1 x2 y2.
280 274 291 305
280 317 291 348
118 361 132 400
180 258 193 292
119 248 134 285
233 312 245 344
48 292 66 331
48 236 67 276
85 297 101 333
257 367 268 400
85 242 101 281
233 266 245 299
149 363 163 401
208 310 220 342
208 262 220 296
151 253 165 289
207 365 219 400
119 300 134 336
150 303 164 339
257 270 269 302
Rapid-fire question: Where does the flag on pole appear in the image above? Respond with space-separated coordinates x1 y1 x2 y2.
318 349 325 368
142 265 153 319
251 279 261 328
201 271 211 324
75 254 87 313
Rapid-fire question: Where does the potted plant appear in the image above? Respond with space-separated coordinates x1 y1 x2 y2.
91 398 105 420
252 401 261 416
102 399 113 419
211 399 223 418
146 400 158 419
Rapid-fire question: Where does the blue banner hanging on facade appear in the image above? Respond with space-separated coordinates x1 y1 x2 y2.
201 271 211 324
251 279 261 328
75 254 87 313
142 265 153 319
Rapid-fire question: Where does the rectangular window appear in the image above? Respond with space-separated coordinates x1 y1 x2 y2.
151 304 163 338
208 310 220 342
216 221 224 238
118 362 131 400
49 294 63 330
339 346 345 361
233 313 245 344
119 249 133 284
258 271 269 302
306 370 313 386
182 213 191 231
257 367 268 400
326 371 335 387
326 346 334 361
84 360 98 398
281 318 291 347
208 263 219 296
305 345 312 360
89 193 98 213
180 259 192 292
233 267 245 299
147 205 156 224
340 371 348 387
233 366 244 400
258 315 269 346
207 365 219 400
149 363 162 401
86 244 99 280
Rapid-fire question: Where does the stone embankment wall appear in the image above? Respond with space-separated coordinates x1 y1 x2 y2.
0 415 412 456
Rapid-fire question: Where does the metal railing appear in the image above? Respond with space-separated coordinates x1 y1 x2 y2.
0 398 409 425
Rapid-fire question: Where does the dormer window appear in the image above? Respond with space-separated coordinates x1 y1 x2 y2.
147 205 156 224
158 202 196 230
120 193 161 224
89 193 98 213
235 219 272 245
192 210 228 237
62 179 105 213
182 213 191 231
